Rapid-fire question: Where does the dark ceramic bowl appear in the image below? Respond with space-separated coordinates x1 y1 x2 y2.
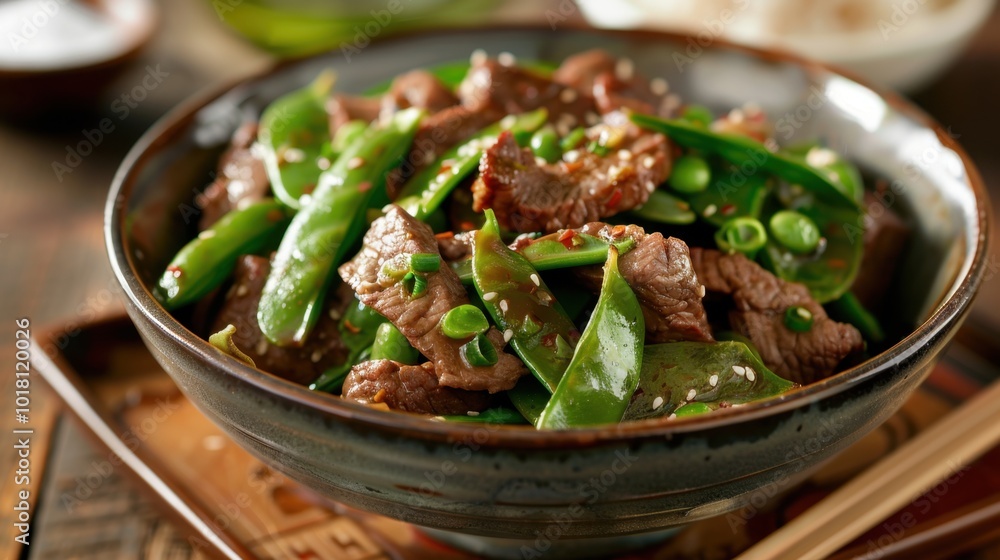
105 26 989 556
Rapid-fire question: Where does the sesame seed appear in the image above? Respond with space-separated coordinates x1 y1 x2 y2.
652 396 664 410
686 388 697 401
317 157 331 170
560 88 578 103
467 410 480 416
704 204 718 217
709 374 719 387
650 77 668 95
348 157 365 170
663 93 682 112
470 49 487 65
563 150 581 163
642 155 656 169
310 350 323 363
615 57 634 80
236 284 249 297
498 52 516 66
668 413 677 420
282 147 306 163
499 299 509 313
504 329 514 342
500 115 517 129
328 308 342 321
198 230 216 240
482 292 497 301
807 147 839 168
558 113 578 129
746 367 756 382
585 111 601 126
535 157 548 167
645 180 656 193
698 285 706 298
732 365 746 376
530 273 540 286
255 339 268 355
618 149 633 160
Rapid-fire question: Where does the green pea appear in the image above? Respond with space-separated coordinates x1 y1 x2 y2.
530 125 561 163
715 217 767 258
769 210 821 254
784 306 814 333
462 333 498 367
669 155 711 194
441 304 491 339
560 127 587 151
680 105 714 128
370 323 419 364
673 402 712 418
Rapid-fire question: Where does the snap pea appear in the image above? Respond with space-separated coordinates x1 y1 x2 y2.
623 341 796 422
715 217 768 258
156 199 290 310
680 104 714 128
507 376 552 426
826 291 885 343
628 188 697 225
472 209 580 392
259 108 424 347
668 155 711 194
537 246 645 429
259 70 337 210
330 119 368 157
530 125 561 163
714 331 764 362
452 231 636 283
769 210 821 254
208 324 256 367
630 113 861 210
310 297 386 392
370 322 419 364
785 144 865 205
395 109 548 220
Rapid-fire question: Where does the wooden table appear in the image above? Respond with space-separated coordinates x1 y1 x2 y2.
2 2 999 558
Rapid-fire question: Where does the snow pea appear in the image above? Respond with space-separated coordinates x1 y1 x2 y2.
760 184 864 303
208 324 256 367
452 231 636 283
826 291 885 343
623 341 796 422
395 109 547 220
258 70 337 210
685 158 772 227
537 246 645 429
630 113 861 211
156 199 290 309
784 144 865 205
259 108 424 347
628 188 697 225
472 209 580 392
310 297 386 392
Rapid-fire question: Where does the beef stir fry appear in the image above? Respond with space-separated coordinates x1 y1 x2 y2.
155 50 907 429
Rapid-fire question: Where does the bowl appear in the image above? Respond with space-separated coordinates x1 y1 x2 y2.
105 26 989 556
575 0 996 92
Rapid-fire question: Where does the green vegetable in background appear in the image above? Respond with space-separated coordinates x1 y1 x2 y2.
826 291 885 343
258 70 337 210
684 158 772 227
530 125 562 163
156 199 290 309
624 341 796 422
370 322 419 364
537 247 645 429
258 107 424 347
395 109 547 220
310 298 386 392
472 209 580 393
628 189 697 225
668 155 711 194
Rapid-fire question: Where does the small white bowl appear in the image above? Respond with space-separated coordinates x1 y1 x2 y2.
576 0 995 92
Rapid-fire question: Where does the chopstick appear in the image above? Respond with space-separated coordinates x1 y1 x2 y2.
736 378 1000 560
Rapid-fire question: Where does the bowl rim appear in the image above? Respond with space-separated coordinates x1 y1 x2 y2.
105 24 992 449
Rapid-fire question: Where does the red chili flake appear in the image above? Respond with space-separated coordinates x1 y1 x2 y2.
607 189 623 209
562 161 584 173
558 229 576 249
167 265 183 278
343 320 361 334
302 183 316 195
438 164 452 175
460 221 477 232
828 258 847 269
435 231 455 240
266 209 285 222
357 181 372 193
541 333 558 347
721 204 736 216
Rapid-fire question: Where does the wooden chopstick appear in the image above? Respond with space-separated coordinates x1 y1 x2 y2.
736 378 1000 560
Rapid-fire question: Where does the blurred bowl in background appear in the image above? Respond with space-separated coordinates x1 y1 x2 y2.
576 0 996 92
0 0 157 117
